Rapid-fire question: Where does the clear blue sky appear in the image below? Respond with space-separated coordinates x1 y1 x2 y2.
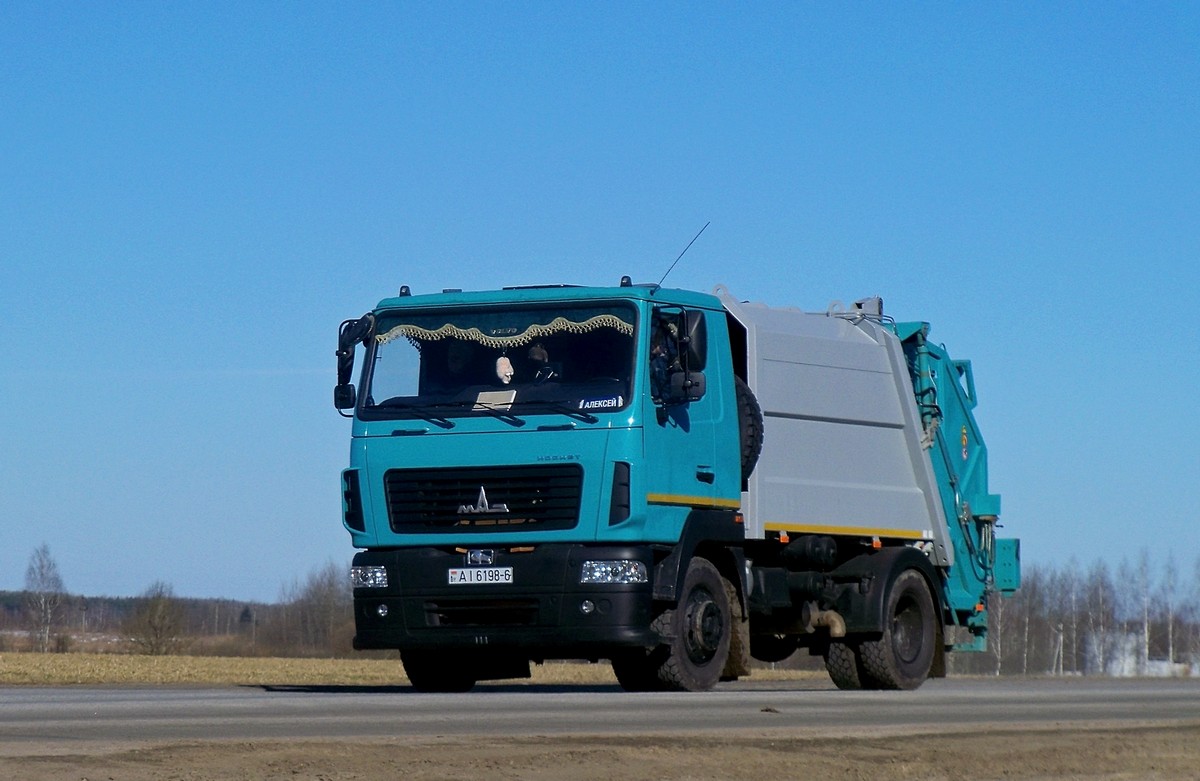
3 4 1197 602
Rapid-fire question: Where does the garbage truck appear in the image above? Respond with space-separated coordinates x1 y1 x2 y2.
334 278 1020 692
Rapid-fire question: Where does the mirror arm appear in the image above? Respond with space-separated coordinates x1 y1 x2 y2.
336 313 376 386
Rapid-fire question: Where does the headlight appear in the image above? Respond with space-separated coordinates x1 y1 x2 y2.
350 565 388 588
580 560 648 584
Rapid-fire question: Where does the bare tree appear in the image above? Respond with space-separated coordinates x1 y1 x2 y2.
1063 559 1081 673
1159 554 1179 665
1136 550 1152 674
124 581 186 655
1188 556 1200 665
1016 566 1046 675
266 560 353 657
24 544 66 652
990 587 1007 675
1083 561 1115 674
295 560 353 657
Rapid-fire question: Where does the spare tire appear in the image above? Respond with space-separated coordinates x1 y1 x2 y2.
735 376 764 482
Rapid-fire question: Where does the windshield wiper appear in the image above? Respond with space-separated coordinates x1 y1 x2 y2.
372 399 456 429
470 401 527 427
376 398 559 428
525 401 599 424
394 398 527 428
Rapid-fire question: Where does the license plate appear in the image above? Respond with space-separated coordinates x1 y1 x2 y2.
447 567 513 585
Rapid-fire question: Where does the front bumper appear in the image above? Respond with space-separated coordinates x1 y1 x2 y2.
352 544 657 656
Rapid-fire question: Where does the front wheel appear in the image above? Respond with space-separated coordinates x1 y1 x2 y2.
657 558 733 692
612 558 733 692
857 569 937 690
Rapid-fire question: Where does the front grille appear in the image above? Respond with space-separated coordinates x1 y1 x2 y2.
425 599 540 627
384 464 583 534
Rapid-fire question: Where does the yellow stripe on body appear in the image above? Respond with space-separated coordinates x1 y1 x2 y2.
646 493 741 510
763 522 927 540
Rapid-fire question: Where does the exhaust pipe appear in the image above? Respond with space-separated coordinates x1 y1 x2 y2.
812 609 847 638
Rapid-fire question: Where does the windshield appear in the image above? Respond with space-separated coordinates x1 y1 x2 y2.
361 303 636 420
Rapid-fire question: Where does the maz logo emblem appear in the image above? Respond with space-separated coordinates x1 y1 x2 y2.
458 486 509 514
466 549 495 566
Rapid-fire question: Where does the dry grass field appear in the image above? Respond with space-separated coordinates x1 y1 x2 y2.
0 651 579 686
0 651 820 686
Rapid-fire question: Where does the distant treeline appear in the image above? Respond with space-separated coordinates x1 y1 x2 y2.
950 554 1200 676
1 559 358 659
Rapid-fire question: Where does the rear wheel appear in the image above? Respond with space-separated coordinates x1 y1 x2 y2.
824 641 861 690
823 641 882 690
858 569 937 690
401 650 477 693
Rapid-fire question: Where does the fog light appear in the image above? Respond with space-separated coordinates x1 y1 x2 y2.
376 604 389 617
580 600 596 615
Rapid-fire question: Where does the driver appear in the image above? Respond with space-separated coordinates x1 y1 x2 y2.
527 343 558 382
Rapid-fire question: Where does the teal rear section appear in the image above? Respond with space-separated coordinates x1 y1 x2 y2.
895 321 1020 649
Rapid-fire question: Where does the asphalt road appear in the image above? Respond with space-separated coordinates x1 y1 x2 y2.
2 677 1198 755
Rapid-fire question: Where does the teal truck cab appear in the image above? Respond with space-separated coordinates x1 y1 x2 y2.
334 279 1019 692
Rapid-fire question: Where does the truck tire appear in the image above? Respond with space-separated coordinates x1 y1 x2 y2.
857 569 937 690
656 558 733 691
721 576 750 680
824 641 862 689
611 559 734 692
401 650 477 693
735 376 764 482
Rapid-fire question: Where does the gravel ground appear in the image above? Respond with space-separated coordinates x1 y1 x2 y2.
5 726 1200 781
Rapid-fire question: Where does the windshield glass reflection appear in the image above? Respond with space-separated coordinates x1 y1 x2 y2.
363 304 636 420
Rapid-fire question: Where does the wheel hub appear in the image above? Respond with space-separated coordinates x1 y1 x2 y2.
892 598 923 664
684 592 724 661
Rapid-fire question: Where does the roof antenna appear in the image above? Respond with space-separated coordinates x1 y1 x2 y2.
654 221 710 292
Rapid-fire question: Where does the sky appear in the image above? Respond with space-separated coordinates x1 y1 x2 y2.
2 3 1198 603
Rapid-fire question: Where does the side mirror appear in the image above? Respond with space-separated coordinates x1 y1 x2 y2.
669 370 706 402
683 310 707 370
336 313 375 401
334 383 357 410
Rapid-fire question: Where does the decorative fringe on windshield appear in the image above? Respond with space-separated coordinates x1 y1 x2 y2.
375 314 633 349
